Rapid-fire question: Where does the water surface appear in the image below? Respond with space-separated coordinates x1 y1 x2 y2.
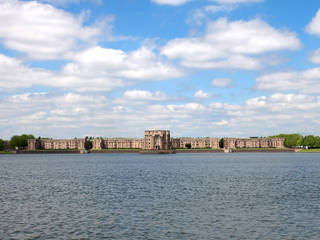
1 153 320 239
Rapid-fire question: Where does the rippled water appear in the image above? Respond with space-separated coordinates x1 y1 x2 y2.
1 153 320 239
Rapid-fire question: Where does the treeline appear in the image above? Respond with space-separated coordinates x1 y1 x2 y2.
270 134 320 148
0 134 35 151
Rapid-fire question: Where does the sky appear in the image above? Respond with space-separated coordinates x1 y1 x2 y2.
1 0 320 139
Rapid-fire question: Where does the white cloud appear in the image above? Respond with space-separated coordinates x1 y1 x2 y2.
162 18 300 70
0 0 110 59
187 5 235 26
187 0 263 26
123 90 169 101
152 0 262 6
1 91 320 139
306 9 320 37
207 93 320 136
39 0 101 6
210 0 263 4
211 78 234 88
255 68 320 94
309 49 320 64
69 46 182 81
0 54 52 90
194 90 212 99
58 46 183 91
0 45 182 92
151 0 191 6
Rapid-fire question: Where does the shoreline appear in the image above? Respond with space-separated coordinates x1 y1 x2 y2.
0 148 314 154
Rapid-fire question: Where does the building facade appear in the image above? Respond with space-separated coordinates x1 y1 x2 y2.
27 130 285 151
172 137 220 149
223 137 285 149
27 139 87 150
144 129 171 150
91 138 144 150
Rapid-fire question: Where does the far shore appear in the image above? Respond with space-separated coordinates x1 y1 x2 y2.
1 148 319 155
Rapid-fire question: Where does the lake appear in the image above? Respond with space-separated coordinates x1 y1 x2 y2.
1 153 320 239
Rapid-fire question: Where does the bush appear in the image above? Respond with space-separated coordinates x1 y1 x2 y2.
185 143 192 149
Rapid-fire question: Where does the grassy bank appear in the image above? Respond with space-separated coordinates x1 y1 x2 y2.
91 148 140 153
92 148 140 151
0 151 13 154
20 149 80 154
175 149 223 153
233 148 294 152
299 149 320 152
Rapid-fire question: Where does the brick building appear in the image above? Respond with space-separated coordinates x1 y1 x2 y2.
27 138 87 150
27 130 285 151
92 138 144 150
224 137 284 149
144 129 171 150
172 137 220 149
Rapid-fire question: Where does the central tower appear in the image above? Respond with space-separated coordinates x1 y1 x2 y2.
144 129 171 150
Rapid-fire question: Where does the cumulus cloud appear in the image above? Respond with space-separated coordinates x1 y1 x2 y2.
0 53 121 92
59 46 183 91
187 5 235 26
211 78 234 88
187 0 263 26
255 68 320 94
161 18 300 70
123 90 169 101
0 0 111 59
194 90 212 99
306 9 320 37
39 0 102 6
152 0 262 6
309 49 320 64
0 54 52 90
151 0 191 6
1 91 320 139
0 44 182 92
0 92 110 138
210 0 263 4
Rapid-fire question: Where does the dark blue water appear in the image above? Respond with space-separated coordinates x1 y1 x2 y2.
1 153 320 239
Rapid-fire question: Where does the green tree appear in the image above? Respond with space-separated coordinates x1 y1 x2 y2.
10 134 35 149
185 143 192 149
0 139 4 151
315 136 320 148
302 135 319 148
219 138 224 148
85 140 93 150
270 134 303 148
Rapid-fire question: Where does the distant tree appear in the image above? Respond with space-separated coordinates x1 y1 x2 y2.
185 143 192 149
0 139 4 151
302 135 320 148
270 134 303 148
85 140 93 150
219 138 224 148
10 134 35 149
315 136 320 148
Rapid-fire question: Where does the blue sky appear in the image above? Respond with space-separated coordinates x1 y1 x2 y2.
1 0 320 139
